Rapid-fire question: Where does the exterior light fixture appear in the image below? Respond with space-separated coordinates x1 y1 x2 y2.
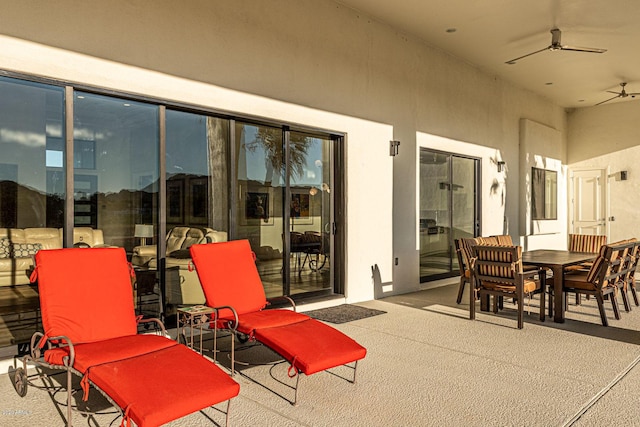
497 161 506 172
390 140 400 156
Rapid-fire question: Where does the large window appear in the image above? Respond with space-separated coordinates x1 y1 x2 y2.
74 92 159 248
531 167 557 220
0 77 65 230
0 77 64 347
0 74 343 345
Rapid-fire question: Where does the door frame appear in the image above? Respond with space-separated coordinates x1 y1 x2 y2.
418 148 480 283
568 166 610 237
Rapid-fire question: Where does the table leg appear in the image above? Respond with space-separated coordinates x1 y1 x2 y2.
552 265 565 323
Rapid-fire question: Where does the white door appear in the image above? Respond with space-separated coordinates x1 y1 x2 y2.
570 169 607 235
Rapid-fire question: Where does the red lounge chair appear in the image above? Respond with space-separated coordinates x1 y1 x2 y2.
189 239 366 405
12 247 239 427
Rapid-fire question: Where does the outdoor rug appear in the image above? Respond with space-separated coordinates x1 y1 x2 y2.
305 304 386 324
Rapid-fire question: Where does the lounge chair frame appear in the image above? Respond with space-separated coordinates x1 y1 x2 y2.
12 248 239 426
190 240 366 406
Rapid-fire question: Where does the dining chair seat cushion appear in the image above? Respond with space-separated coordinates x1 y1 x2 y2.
564 264 590 272
481 279 538 294
563 272 615 291
87 344 240 427
44 334 178 373
253 318 367 376
218 309 310 335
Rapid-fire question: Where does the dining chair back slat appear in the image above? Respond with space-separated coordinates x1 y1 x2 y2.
568 234 607 253
469 245 545 329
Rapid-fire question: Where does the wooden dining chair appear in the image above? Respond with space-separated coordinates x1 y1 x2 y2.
455 238 477 304
625 241 640 307
562 243 630 326
611 239 638 312
469 245 545 329
566 233 607 305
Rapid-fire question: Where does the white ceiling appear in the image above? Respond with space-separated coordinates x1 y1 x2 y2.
336 0 640 108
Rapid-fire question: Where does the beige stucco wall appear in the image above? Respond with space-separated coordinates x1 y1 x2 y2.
0 0 568 299
568 102 640 242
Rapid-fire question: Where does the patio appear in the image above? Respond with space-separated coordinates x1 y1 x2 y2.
1 281 640 426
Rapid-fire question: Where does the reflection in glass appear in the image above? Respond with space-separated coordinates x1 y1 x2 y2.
0 76 65 229
532 168 557 220
288 132 332 296
74 91 158 249
235 122 285 297
420 149 478 281
234 124 333 298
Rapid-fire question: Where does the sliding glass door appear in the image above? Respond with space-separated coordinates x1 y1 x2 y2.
234 122 335 298
419 149 479 282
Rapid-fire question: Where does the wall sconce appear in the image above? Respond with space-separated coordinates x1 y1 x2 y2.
390 140 400 156
620 170 628 181
497 161 506 172
134 224 154 246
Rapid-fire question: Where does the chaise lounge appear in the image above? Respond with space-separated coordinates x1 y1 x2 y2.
13 247 239 427
190 239 367 405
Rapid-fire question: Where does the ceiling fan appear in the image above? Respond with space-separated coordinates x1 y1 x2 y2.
505 28 607 64
596 82 640 106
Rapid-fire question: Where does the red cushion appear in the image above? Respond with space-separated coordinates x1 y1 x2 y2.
44 334 178 373
190 240 267 315
254 319 367 375
35 248 137 343
221 309 309 335
88 345 240 427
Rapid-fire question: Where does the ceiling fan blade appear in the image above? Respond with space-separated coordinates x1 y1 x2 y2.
560 45 607 53
605 90 621 95
505 47 550 64
596 95 621 106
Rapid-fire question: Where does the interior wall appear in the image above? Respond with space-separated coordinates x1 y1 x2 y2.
0 0 567 299
568 102 640 242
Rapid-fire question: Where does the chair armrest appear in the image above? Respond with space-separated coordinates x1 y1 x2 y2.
204 230 228 243
136 316 167 336
133 245 157 257
266 295 296 311
33 333 76 367
210 305 239 332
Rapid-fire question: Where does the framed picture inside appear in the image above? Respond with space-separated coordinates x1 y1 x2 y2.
189 177 208 224
290 190 312 225
167 179 184 224
244 190 274 225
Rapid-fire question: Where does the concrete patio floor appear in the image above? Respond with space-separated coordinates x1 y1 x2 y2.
1 281 640 426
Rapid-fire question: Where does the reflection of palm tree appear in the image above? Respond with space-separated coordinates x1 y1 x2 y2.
246 128 309 180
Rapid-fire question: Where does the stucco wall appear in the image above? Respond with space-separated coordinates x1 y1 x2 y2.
0 0 568 299
568 102 640 242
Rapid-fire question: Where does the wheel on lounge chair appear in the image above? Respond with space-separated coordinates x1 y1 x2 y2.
12 367 28 397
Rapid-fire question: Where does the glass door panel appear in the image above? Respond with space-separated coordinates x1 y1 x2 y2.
420 149 478 282
288 131 332 296
234 122 285 298
73 92 159 251
451 156 477 271
419 151 451 279
164 111 229 317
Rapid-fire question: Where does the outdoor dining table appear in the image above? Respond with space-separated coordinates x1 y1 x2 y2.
521 249 596 323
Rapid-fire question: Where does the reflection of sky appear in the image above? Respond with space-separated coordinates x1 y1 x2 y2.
242 126 324 186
